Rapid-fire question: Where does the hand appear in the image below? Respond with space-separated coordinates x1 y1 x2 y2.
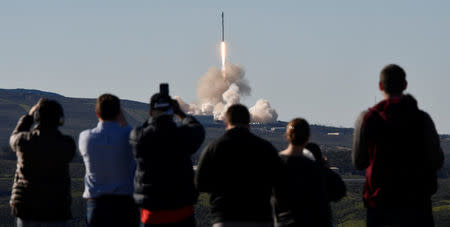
116 109 128 127
28 98 46 116
172 99 186 119
322 156 330 169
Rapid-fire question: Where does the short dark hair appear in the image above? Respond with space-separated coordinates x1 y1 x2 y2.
96 94 121 121
380 64 407 94
225 104 250 126
286 118 310 146
35 99 64 128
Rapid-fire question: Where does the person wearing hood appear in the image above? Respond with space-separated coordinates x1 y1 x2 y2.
352 64 444 227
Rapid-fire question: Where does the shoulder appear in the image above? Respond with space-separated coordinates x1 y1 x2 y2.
79 129 92 139
253 134 277 151
355 109 379 130
419 110 437 130
61 134 76 148
420 110 433 122
122 125 133 134
12 131 32 147
302 149 316 161
130 125 147 142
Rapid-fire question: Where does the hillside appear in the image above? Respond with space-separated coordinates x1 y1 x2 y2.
1 89 449 226
0 88 357 159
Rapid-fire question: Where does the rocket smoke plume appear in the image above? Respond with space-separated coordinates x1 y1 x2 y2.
175 62 278 123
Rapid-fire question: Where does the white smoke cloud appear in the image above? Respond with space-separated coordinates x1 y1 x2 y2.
176 62 278 123
249 99 278 123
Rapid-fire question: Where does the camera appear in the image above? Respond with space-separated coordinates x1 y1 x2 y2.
153 83 174 115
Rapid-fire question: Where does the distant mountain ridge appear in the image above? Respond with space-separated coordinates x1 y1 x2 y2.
1 88 448 158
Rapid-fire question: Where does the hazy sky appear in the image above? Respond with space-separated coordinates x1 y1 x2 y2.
1 1 449 133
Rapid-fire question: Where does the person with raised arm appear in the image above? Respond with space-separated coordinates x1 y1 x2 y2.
10 98 75 227
79 94 138 226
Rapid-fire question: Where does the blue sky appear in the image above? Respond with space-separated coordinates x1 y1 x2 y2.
1 1 449 133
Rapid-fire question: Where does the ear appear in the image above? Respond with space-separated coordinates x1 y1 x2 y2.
95 112 101 120
285 131 291 142
379 82 384 91
149 109 153 117
403 81 408 91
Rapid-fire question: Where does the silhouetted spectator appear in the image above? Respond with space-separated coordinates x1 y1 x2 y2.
305 142 328 168
305 142 346 204
10 99 75 227
352 64 444 227
196 104 284 227
79 94 138 226
130 86 205 227
273 118 345 227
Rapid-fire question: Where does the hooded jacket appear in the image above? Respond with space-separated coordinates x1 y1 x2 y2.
352 94 444 208
9 115 76 221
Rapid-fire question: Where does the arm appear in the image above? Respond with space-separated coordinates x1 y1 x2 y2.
195 145 216 192
10 99 44 151
423 113 444 171
9 114 34 152
271 146 295 225
179 116 205 154
63 136 76 163
352 111 370 170
173 99 205 154
129 127 143 159
323 168 347 202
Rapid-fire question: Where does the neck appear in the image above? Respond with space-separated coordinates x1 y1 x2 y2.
283 144 305 155
383 93 403 100
37 124 58 130
226 124 249 131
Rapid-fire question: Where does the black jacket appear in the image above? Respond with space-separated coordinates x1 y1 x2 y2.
195 127 284 223
130 115 205 210
352 94 444 208
9 115 76 221
273 155 346 227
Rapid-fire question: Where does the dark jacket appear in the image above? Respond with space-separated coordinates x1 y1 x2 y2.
9 115 76 221
195 127 284 223
273 155 346 227
352 94 444 208
130 115 205 210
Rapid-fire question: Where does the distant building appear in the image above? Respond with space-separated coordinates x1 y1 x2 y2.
327 132 340 136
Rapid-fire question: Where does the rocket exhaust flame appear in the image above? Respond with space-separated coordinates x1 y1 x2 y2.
221 41 226 75
220 12 226 77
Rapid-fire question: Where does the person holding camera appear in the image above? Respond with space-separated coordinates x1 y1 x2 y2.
9 98 76 227
78 94 138 226
130 84 205 226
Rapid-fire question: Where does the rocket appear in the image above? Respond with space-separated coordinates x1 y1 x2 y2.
221 12 224 42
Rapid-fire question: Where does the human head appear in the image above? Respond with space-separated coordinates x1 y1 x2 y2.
286 118 310 146
225 104 250 129
34 99 64 128
96 94 121 121
379 64 407 96
150 93 173 117
305 142 322 162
